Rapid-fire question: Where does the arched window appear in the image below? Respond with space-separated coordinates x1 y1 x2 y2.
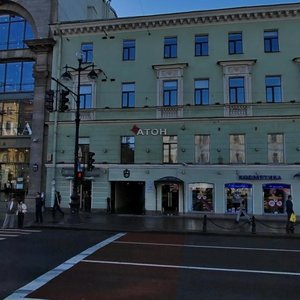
0 14 34 50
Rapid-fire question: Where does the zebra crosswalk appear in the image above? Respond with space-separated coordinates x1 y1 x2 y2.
0 228 41 241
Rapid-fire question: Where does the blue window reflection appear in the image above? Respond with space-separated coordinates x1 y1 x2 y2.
81 43 93 63
266 76 282 103
0 62 34 92
163 80 178 106
80 85 92 109
164 37 177 58
0 14 34 50
195 79 209 105
122 83 135 108
123 40 135 61
229 77 245 104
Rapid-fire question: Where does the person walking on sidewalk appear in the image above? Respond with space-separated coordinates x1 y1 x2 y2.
286 195 294 233
235 193 251 223
17 200 27 228
52 191 64 218
2 197 18 229
35 192 44 223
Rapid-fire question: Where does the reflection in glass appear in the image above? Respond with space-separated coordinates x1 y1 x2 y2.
190 183 214 212
263 184 290 214
0 62 34 92
163 135 177 163
225 183 252 214
0 101 32 136
121 136 135 164
0 14 34 50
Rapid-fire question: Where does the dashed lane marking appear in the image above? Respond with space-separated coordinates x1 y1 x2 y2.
4 232 126 300
0 234 19 238
114 241 300 253
82 259 300 277
0 229 42 241
0 229 42 234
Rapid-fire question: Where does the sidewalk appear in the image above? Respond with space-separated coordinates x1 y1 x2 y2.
9 209 298 238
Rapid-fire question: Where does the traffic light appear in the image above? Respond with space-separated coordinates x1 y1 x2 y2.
45 90 54 112
59 89 70 112
87 152 95 171
77 171 84 180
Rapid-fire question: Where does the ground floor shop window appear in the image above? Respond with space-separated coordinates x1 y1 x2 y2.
225 183 252 213
263 183 290 214
190 183 214 212
0 162 29 201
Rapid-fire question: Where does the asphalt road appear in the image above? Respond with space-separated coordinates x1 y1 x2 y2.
2 229 300 299
0 228 112 299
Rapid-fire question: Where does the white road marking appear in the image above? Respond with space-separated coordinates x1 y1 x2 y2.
0 229 41 235
114 241 300 253
0 229 42 240
82 259 300 277
0 234 18 237
4 232 126 300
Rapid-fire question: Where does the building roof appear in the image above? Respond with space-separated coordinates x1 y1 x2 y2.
51 2 300 36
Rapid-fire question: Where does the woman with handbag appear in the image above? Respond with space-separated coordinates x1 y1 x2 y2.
286 195 295 233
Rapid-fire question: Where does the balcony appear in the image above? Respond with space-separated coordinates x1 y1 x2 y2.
157 106 183 119
224 104 252 117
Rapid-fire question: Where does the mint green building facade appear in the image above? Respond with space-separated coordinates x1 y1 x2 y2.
46 3 300 216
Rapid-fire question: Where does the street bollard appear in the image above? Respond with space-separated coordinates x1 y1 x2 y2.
251 216 256 234
203 214 207 233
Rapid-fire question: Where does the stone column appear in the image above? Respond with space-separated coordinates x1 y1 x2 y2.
25 38 55 210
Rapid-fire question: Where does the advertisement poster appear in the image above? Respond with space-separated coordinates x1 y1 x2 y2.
190 183 214 212
263 184 291 214
225 183 252 213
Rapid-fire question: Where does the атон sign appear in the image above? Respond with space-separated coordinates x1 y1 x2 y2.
131 124 167 136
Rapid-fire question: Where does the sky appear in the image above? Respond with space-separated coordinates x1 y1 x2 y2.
110 0 298 17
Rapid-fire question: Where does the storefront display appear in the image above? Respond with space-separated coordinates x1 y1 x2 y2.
190 183 214 212
225 183 252 213
263 183 291 214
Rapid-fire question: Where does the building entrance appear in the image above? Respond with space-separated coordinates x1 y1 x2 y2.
162 183 179 215
80 180 92 212
112 181 145 214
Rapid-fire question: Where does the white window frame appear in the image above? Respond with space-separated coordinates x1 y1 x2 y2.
267 133 284 164
218 60 256 104
195 135 210 164
230 134 246 164
153 63 187 118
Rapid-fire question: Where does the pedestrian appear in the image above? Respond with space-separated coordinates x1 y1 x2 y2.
2 197 18 229
84 191 91 212
52 191 64 217
286 195 294 233
235 194 251 223
35 192 44 223
17 200 27 228
106 197 111 214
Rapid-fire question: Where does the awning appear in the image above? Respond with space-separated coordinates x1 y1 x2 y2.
154 176 183 185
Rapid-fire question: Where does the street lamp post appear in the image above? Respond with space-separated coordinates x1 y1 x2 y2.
60 58 100 221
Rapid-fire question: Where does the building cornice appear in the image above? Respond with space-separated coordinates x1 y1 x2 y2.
217 59 257 66
152 63 189 70
293 57 300 63
50 3 300 36
26 38 56 53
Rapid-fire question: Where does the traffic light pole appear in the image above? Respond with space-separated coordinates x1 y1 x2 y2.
52 58 100 223
69 58 82 218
